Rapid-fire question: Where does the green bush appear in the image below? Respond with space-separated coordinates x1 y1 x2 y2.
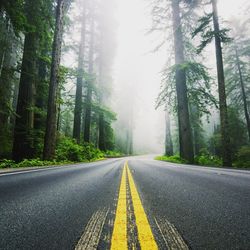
155 153 222 167
56 136 104 162
155 155 187 164
82 142 104 161
0 136 105 169
0 159 15 169
195 154 222 167
234 146 250 168
56 137 84 162
105 150 124 158
16 159 55 168
0 158 56 169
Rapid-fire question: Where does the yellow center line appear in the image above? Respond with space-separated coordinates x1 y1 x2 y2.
126 162 158 250
111 163 127 250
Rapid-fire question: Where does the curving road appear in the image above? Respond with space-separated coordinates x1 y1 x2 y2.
0 156 249 249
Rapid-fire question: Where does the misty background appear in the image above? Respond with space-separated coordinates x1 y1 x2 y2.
110 0 248 154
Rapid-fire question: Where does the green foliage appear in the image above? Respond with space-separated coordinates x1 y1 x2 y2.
0 137 105 169
81 143 104 161
195 155 221 166
234 146 250 168
15 159 55 168
155 155 187 164
157 61 216 114
156 151 223 167
0 159 15 169
207 107 248 160
56 136 86 162
55 136 104 162
192 12 232 53
228 107 248 159
224 41 250 111
0 158 56 169
195 149 222 167
208 126 222 157
105 150 124 158
1 0 27 34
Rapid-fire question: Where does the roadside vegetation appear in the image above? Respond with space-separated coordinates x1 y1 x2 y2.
0 135 124 169
0 0 131 168
156 146 250 168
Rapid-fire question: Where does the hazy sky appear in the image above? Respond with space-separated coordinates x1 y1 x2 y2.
112 0 248 153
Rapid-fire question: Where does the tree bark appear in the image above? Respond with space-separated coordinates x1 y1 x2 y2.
43 0 67 160
211 0 232 167
98 112 106 150
235 48 250 142
171 0 194 163
12 1 39 161
73 1 86 143
165 110 173 156
0 38 12 158
83 10 94 143
98 43 105 150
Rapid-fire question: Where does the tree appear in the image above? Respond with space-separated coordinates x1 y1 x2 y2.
224 20 250 142
12 0 41 161
193 0 232 166
233 47 250 141
170 0 194 163
211 0 231 166
165 110 173 156
96 0 117 151
43 0 71 160
73 0 87 144
83 4 94 143
0 26 15 158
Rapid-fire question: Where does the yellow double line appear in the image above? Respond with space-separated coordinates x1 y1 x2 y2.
111 162 158 250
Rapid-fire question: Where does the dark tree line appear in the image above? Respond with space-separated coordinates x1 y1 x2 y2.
0 0 118 162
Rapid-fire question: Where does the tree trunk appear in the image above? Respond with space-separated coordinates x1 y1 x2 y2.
190 105 201 156
73 1 86 143
0 11 8 76
165 110 173 156
34 47 49 132
235 48 250 142
43 0 67 160
97 61 106 150
0 40 12 158
171 0 194 163
211 0 232 167
12 1 38 161
126 129 133 156
98 112 106 150
83 85 92 143
83 11 94 143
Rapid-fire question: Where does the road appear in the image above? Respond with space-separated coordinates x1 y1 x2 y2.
0 156 250 249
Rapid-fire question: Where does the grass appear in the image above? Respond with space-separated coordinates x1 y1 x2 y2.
0 157 106 169
156 154 250 169
154 155 187 164
155 154 222 167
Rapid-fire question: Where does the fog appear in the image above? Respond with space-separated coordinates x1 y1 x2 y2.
111 0 248 154
60 0 248 155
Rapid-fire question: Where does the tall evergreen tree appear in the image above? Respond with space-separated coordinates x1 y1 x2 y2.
43 0 71 160
211 0 232 166
73 0 87 144
83 4 94 143
170 0 194 163
12 0 41 161
192 0 232 166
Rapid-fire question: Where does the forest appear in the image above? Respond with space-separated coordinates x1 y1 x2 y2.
0 0 250 168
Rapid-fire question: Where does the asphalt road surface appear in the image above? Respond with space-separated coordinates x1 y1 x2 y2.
0 156 249 249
